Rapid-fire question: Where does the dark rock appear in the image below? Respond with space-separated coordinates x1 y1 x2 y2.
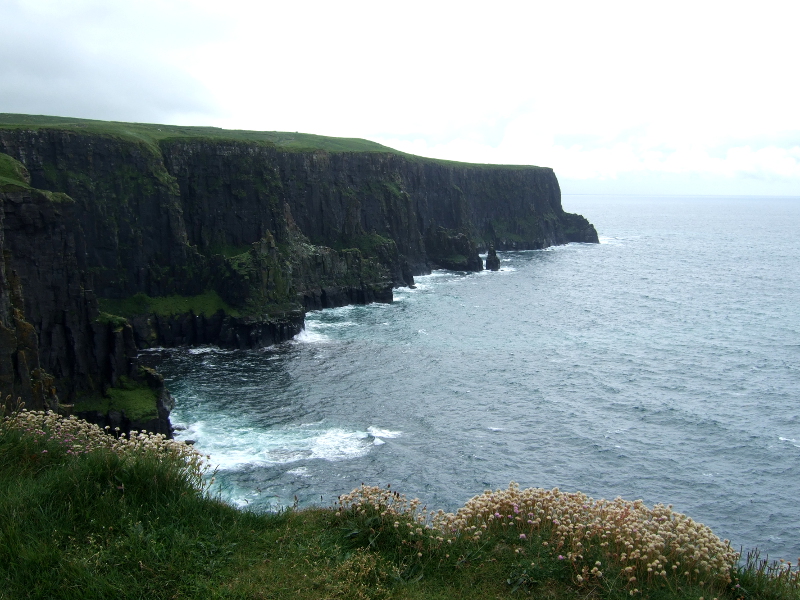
425 226 483 271
485 245 501 271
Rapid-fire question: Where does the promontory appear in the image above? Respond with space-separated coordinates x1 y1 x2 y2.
0 114 598 435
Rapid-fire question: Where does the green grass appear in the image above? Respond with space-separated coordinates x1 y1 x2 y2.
72 376 159 422
0 113 547 170
0 113 397 154
96 312 129 331
0 152 31 192
98 290 240 319
335 232 397 258
2 410 798 600
0 175 30 192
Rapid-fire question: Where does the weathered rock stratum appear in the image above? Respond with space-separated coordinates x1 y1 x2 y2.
0 114 598 433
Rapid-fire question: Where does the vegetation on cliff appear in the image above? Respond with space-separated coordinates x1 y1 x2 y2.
2 408 798 600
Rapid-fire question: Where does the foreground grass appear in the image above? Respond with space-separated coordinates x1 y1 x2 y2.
1 410 798 600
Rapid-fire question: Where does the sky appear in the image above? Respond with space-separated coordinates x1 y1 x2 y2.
1 0 798 195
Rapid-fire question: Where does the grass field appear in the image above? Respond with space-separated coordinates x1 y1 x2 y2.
2 408 798 600
0 113 542 171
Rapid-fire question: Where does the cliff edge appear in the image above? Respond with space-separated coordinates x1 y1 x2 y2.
0 114 598 432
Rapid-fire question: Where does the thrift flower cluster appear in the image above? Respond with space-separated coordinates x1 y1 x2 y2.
438 483 739 588
338 482 739 592
2 409 210 487
336 485 423 520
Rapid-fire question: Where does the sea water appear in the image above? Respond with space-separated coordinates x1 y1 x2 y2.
151 195 800 561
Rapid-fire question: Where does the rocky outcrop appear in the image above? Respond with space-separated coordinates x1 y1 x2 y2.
129 309 305 350
485 246 501 271
425 226 484 271
74 367 174 439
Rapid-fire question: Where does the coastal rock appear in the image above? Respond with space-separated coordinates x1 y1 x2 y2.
425 226 484 271
485 245 501 271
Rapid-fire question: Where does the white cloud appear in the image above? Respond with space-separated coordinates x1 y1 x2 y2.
1 0 798 194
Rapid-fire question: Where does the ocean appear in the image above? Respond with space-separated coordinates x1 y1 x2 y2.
148 195 800 561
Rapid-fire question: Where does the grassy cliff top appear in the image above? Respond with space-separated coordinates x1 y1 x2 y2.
0 113 544 171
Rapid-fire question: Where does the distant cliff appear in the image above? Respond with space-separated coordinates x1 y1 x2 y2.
0 114 598 432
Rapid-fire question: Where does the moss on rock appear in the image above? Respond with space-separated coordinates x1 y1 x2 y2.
73 376 159 422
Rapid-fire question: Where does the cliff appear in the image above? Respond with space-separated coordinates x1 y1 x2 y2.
0 113 598 432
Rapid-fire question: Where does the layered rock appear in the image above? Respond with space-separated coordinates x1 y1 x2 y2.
0 154 170 434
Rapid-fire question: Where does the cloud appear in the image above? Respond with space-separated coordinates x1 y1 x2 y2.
1 0 798 194
0 0 221 123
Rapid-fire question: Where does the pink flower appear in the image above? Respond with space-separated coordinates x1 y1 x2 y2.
558 555 565 560
41 450 48 453
519 534 526 540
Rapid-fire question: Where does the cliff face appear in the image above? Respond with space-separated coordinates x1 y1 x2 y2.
0 156 172 435
161 140 597 276
0 117 598 432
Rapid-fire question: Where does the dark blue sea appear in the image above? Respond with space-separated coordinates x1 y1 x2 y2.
150 195 800 561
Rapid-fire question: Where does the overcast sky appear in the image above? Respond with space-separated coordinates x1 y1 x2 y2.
1 0 798 195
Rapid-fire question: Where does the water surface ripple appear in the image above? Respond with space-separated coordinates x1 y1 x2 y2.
153 195 800 560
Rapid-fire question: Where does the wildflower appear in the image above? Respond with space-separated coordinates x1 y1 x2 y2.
519 533 526 540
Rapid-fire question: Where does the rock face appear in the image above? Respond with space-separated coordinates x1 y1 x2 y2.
0 154 173 434
0 116 599 433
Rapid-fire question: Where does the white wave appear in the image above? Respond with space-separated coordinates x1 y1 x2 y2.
182 420 374 470
306 304 358 316
367 426 402 439
414 272 450 283
308 428 371 460
488 427 504 431
286 466 309 477
372 437 385 445
311 321 356 329
368 302 392 310
779 437 800 448
188 346 220 355
294 327 329 344
194 346 237 356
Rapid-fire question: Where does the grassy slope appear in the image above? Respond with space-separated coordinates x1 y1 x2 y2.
0 113 542 170
2 413 798 600
98 290 241 320
0 151 31 191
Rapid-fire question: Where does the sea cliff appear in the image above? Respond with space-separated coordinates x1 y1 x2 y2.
0 114 598 434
